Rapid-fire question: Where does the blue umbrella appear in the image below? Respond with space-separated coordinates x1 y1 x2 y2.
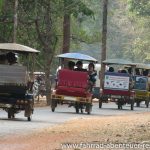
57 53 98 62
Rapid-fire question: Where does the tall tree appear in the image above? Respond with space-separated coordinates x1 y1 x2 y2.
62 0 94 55
13 0 18 42
100 0 108 89
128 0 150 16
0 0 14 42
16 0 63 104
62 0 70 54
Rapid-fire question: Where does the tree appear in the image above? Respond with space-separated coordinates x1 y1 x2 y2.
13 0 18 42
0 0 14 42
15 0 63 105
62 0 94 55
128 0 150 16
100 0 108 89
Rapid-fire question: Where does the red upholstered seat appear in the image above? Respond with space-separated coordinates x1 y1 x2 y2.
56 69 90 97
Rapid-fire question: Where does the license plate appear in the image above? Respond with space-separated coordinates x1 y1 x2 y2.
63 96 77 101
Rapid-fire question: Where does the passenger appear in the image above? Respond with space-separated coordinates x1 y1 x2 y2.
88 62 97 92
143 69 148 76
135 68 140 75
6 52 17 65
128 67 132 74
88 62 97 86
74 61 87 113
108 67 114 72
68 61 75 70
74 61 87 72
120 70 127 73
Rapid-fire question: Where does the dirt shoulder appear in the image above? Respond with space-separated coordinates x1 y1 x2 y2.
0 112 150 150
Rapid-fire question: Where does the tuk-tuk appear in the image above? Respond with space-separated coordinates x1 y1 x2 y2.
99 59 135 110
130 63 150 108
0 43 39 121
51 52 98 114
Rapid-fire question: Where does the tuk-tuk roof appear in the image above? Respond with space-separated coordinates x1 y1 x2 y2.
129 63 150 69
56 52 98 62
103 59 133 65
0 43 40 53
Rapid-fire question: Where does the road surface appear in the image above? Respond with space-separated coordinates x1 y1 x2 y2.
0 102 149 137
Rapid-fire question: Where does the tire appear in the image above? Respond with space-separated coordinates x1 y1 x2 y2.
87 111 90 115
131 99 134 110
136 100 140 107
51 99 57 112
27 116 31 121
8 112 11 119
86 103 92 115
99 99 102 108
75 102 79 114
52 108 55 112
145 99 149 108
117 100 121 110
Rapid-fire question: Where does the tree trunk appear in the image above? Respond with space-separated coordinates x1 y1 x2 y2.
62 14 70 53
62 0 71 67
13 0 18 43
45 65 51 105
100 0 108 89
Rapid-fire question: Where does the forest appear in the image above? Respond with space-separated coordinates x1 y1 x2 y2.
0 0 149 73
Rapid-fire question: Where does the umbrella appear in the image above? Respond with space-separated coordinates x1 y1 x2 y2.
57 52 98 62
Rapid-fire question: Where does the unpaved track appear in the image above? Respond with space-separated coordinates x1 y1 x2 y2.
0 102 149 137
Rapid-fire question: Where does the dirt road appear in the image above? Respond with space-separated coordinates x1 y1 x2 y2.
0 102 150 150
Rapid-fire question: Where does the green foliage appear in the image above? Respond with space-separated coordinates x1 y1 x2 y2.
64 0 94 18
0 0 4 13
128 0 150 16
0 1 14 42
